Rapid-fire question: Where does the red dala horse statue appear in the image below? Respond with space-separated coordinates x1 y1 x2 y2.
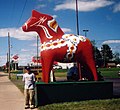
22 10 98 83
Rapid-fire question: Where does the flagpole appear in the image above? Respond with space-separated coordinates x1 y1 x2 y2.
37 35 39 68
76 0 79 35
75 0 82 80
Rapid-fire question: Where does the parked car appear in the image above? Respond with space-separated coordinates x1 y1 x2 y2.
116 64 120 68
53 65 62 69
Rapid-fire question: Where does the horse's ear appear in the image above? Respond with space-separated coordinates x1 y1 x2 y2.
32 10 41 18
32 10 53 19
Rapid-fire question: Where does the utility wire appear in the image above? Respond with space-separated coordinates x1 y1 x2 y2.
10 0 16 27
10 0 27 56
10 0 16 49
17 0 28 27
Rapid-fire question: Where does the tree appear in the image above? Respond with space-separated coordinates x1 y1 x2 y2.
94 47 103 67
101 44 113 67
91 40 102 67
113 52 120 64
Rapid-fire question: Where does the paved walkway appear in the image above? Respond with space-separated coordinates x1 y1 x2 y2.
0 72 38 110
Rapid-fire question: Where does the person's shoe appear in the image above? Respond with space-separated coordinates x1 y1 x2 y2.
30 105 34 109
25 105 29 109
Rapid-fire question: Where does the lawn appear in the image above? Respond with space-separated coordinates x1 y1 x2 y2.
54 67 120 78
98 68 120 78
39 98 120 110
10 74 24 93
10 67 120 110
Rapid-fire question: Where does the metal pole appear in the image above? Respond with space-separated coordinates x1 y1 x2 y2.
7 53 8 73
37 35 39 68
8 32 11 79
83 30 89 37
75 0 82 80
76 0 79 35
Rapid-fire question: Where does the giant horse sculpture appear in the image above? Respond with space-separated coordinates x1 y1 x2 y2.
22 10 98 83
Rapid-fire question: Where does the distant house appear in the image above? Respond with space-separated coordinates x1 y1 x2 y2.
107 63 116 68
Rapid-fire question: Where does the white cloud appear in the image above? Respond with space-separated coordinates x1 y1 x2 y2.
0 27 72 40
0 27 72 41
30 43 41 47
0 27 38 66
54 0 114 12
35 4 46 9
102 40 120 44
18 48 38 66
18 54 32 66
0 49 35 66
0 55 7 66
0 27 37 40
113 3 120 12
52 15 57 19
62 28 72 33
21 49 29 52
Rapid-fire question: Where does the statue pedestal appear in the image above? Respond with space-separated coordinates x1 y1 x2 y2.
35 81 113 106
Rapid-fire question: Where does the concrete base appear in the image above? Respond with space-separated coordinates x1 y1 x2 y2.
35 81 113 106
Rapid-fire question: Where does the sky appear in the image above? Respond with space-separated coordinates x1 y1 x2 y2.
0 0 120 66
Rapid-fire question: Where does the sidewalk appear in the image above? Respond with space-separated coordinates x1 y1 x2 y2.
0 72 38 110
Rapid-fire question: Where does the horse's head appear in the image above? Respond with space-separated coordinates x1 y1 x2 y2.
22 10 64 42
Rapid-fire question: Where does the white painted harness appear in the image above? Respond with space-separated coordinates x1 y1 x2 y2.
41 34 86 61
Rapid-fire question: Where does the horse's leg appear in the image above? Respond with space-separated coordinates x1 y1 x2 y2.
41 55 54 83
50 69 56 82
41 58 45 82
78 49 98 81
77 62 82 80
83 57 98 81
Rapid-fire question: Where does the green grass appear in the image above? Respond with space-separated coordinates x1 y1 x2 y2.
10 74 24 93
54 68 120 78
98 68 120 78
39 98 120 110
54 69 67 77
